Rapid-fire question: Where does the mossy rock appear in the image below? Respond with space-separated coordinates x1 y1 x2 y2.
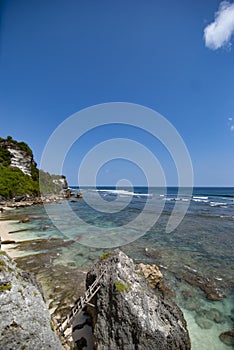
100 251 111 260
0 282 12 291
114 280 130 293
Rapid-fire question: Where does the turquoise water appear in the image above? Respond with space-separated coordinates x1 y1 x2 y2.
1 187 234 349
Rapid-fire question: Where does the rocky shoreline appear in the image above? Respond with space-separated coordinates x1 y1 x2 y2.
0 192 71 212
1 230 234 349
0 240 192 349
0 206 233 349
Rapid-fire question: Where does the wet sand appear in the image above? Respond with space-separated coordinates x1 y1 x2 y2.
0 219 12 241
0 219 20 257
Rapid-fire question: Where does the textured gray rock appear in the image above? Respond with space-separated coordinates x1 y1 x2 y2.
0 251 61 350
86 249 191 350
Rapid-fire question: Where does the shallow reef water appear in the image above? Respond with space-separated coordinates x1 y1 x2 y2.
1 187 234 349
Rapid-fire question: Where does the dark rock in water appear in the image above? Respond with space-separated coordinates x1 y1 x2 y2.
157 280 176 299
15 237 73 252
86 249 191 350
182 299 202 312
176 268 225 301
181 289 195 300
18 217 30 223
219 330 234 346
0 252 61 349
198 308 226 324
40 225 56 231
207 292 224 301
9 228 31 233
230 309 234 322
1 239 16 244
62 188 72 199
194 315 213 329
67 262 77 267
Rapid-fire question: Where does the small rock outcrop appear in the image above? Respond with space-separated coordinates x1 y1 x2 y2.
139 263 163 288
175 267 225 301
219 330 234 347
86 249 191 350
0 251 61 350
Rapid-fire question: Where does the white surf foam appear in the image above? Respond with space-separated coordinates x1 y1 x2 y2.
209 202 227 207
96 189 152 197
193 196 209 200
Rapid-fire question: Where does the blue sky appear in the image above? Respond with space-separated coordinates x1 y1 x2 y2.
0 0 234 186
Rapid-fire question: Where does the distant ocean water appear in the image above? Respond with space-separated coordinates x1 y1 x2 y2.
2 187 234 350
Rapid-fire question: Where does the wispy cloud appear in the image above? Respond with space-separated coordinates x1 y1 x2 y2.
204 1 234 50
227 117 234 131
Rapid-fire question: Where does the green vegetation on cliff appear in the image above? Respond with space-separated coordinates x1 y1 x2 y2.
39 171 65 195
0 148 12 167
0 136 32 156
0 166 39 199
0 136 65 200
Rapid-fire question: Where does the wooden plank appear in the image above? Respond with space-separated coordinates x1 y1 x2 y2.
59 269 106 335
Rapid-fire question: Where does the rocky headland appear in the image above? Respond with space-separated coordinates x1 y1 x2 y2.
0 245 192 350
85 249 191 350
0 135 72 207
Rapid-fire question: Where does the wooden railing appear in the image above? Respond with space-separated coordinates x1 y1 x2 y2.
59 269 106 337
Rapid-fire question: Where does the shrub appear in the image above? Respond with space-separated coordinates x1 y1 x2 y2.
0 166 39 199
100 251 111 260
114 280 130 293
0 147 12 167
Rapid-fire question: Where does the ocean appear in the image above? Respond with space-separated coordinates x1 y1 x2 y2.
1 187 234 349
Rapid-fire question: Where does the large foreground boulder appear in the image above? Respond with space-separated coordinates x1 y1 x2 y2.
0 251 61 350
86 249 191 350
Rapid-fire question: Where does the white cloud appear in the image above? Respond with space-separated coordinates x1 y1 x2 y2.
230 124 234 131
228 117 233 120
204 1 234 50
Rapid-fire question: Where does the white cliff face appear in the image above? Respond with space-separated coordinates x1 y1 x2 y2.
52 178 66 187
7 148 32 176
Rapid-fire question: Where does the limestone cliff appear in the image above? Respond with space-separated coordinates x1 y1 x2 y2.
86 249 191 350
0 136 68 200
0 136 36 176
0 251 62 350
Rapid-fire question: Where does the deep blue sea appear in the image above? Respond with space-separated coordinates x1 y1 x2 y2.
2 187 234 349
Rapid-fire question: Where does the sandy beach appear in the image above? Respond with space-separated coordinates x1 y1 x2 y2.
0 219 19 257
0 219 12 241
